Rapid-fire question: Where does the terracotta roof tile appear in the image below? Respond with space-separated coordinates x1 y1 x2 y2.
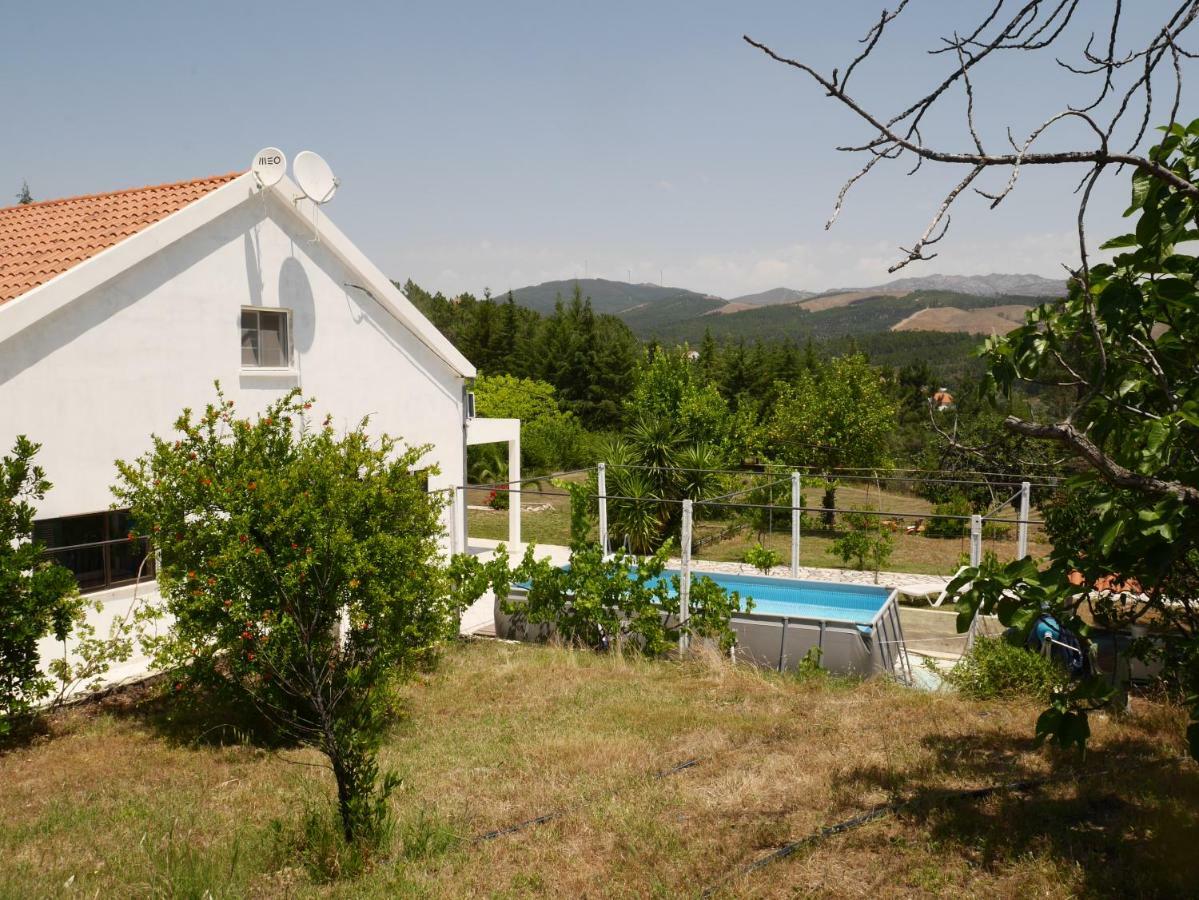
0 172 242 305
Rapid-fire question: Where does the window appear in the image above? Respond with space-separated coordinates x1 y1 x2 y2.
34 510 154 593
241 308 291 368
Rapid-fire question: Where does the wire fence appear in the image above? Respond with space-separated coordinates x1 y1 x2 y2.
462 464 1048 580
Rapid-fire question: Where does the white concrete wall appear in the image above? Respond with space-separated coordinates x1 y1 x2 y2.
0 190 466 547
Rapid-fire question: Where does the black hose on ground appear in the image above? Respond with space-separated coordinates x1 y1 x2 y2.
701 770 1123 897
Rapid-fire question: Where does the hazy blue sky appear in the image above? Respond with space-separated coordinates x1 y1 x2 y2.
3 1 1193 297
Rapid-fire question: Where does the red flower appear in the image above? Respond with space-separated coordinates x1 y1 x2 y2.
247 481 257 491
242 630 252 640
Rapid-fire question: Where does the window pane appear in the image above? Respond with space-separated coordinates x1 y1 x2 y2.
259 311 287 367
105 511 152 583
108 538 151 583
241 310 259 366
36 513 108 591
49 546 106 591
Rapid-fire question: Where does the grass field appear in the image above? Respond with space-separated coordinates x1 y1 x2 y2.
467 479 1051 577
2 640 1195 897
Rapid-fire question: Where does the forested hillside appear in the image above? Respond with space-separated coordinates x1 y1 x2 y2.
400 278 1062 498
641 290 1050 344
500 278 721 317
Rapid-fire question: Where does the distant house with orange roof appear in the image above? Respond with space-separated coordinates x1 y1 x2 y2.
931 387 955 411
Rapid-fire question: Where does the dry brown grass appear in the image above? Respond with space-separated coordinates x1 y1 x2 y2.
2 640 1195 897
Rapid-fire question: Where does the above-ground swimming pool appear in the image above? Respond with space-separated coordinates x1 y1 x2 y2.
497 566 911 682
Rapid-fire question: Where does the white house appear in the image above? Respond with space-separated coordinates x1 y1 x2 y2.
0 165 519 682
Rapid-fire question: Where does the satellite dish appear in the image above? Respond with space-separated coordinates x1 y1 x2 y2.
293 150 339 204
251 147 286 189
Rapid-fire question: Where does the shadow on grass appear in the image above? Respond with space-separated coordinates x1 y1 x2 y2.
97 675 304 750
841 727 1199 898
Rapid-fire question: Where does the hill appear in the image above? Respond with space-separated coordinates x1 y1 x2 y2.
498 278 722 318
499 276 1061 339
840 272 1064 297
728 287 814 306
639 289 1046 344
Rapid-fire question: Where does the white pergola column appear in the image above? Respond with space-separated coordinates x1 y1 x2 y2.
970 514 982 567
508 433 521 547
464 416 522 550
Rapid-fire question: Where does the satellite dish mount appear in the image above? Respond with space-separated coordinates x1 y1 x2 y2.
251 147 287 190
293 150 339 204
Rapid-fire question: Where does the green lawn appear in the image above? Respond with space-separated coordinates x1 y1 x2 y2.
0 640 1193 897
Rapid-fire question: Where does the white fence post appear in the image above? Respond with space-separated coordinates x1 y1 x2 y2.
970 514 983 568
680 498 693 655
598 462 609 555
791 471 801 577
1017 480 1031 559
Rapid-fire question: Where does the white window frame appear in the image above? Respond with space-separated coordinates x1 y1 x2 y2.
240 307 294 371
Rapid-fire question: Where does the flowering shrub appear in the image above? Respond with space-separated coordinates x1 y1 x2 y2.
487 486 509 510
0 437 80 735
114 387 508 847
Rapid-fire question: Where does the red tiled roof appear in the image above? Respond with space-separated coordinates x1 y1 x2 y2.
0 172 242 305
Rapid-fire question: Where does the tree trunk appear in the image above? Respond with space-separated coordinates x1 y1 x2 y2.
331 749 356 843
822 485 836 528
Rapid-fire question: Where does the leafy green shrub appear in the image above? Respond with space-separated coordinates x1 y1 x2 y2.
926 494 972 538
742 543 782 574
945 636 1067 701
0 437 81 736
473 373 587 473
506 541 752 654
522 414 587 472
831 510 893 582
115 388 508 847
794 646 826 681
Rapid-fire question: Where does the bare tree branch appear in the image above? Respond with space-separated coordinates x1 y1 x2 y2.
1004 417 1199 505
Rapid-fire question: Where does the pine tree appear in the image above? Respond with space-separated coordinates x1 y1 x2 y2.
16 181 33 205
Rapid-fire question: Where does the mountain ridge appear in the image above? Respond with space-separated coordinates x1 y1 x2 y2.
494 274 1060 342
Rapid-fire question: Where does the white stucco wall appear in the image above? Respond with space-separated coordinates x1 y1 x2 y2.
0 190 467 545
2 188 472 696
